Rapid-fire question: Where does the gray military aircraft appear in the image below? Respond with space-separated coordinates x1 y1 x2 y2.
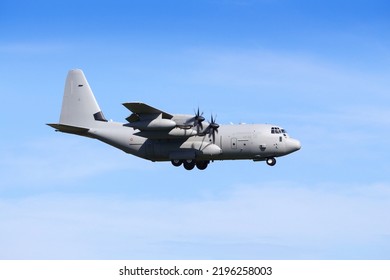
48 69 301 170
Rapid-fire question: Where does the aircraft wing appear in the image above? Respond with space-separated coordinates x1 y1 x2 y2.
122 102 198 138
123 102 173 120
122 102 179 131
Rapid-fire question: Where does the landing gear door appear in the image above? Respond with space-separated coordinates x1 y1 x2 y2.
146 140 155 159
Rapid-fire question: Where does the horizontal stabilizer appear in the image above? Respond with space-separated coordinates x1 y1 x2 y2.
47 123 89 135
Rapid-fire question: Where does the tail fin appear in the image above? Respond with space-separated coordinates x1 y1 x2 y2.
58 69 107 128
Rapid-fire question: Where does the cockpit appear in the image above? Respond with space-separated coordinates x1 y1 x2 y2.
271 127 288 136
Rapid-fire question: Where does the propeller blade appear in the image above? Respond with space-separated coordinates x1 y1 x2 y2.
207 114 219 143
193 107 205 133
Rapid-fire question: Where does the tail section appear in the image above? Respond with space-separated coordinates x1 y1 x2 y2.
48 69 107 132
59 69 107 127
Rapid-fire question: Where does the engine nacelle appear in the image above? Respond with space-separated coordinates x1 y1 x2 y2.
200 143 222 156
129 119 176 130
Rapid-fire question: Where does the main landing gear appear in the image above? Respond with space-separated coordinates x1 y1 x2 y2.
171 159 210 170
266 157 276 166
172 158 276 169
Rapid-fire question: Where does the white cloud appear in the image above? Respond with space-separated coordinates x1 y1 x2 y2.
0 181 389 259
0 136 148 189
183 48 390 97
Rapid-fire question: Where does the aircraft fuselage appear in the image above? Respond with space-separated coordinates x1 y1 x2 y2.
86 121 301 163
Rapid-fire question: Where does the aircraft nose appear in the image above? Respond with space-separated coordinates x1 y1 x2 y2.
286 138 301 154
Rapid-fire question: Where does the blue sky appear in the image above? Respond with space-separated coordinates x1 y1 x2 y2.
1 0 390 259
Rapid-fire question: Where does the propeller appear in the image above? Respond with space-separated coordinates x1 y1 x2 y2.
207 114 219 143
193 107 205 133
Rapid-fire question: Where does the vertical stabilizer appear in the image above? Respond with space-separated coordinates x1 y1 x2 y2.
59 69 106 128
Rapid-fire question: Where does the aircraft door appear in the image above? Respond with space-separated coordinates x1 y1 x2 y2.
237 139 249 152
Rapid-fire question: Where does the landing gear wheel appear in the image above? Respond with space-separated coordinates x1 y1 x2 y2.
171 159 182 167
266 157 276 166
183 160 196 170
196 161 209 170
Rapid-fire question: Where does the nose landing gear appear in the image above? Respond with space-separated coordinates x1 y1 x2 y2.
266 157 276 166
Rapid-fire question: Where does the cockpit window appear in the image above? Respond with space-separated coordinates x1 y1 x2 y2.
271 127 287 134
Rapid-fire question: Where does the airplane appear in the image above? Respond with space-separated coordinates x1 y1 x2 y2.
48 69 301 170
